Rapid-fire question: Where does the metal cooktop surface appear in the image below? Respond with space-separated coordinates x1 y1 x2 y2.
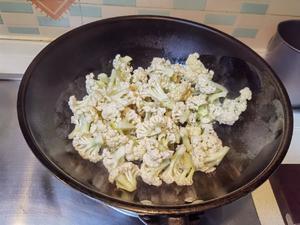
0 79 261 225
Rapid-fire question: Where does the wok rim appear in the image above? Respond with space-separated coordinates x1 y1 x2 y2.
17 15 293 215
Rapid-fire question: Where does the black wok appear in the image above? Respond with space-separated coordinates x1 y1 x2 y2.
17 16 293 224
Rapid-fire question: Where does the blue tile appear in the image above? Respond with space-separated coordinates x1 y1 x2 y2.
8 26 39 35
173 0 206 10
240 3 268 15
0 2 33 13
204 14 236 25
70 4 101 17
138 9 170 16
37 16 70 27
103 0 136 6
0 15 3 24
232 28 258 38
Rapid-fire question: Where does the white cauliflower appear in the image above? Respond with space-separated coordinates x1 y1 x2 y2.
160 145 195 185
186 53 208 74
210 87 252 125
100 102 122 121
108 162 139 192
132 67 148 83
72 133 103 163
186 95 207 111
191 128 229 172
195 76 217 94
68 53 252 192
102 146 126 171
140 80 174 109
125 139 146 161
102 125 129 149
140 160 170 186
141 137 173 167
112 54 133 83
123 108 141 125
165 117 181 144
167 81 191 102
171 102 190 124
135 115 165 138
85 73 108 95
183 53 213 83
143 103 166 120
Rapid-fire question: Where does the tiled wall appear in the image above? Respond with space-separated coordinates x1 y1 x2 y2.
0 0 299 50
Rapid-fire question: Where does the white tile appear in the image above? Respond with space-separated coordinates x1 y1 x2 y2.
267 0 300 16
235 14 266 28
39 26 70 38
83 17 102 24
211 24 234 34
101 5 137 18
0 25 8 36
206 0 242 12
1 13 38 26
170 10 204 23
136 0 172 9
69 16 83 27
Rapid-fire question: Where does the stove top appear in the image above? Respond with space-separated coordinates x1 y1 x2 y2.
0 79 265 225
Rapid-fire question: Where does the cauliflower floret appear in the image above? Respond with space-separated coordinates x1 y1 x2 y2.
72 133 103 163
147 57 174 78
160 145 195 185
69 96 98 119
108 162 140 192
167 81 191 102
112 54 133 82
102 125 129 149
171 102 190 124
191 129 229 172
100 102 122 121
186 95 207 111
86 73 108 95
141 137 173 168
195 76 217 94
186 53 208 74
140 160 170 186
68 115 91 139
139 80 174 109
132 67 148 83
68 95 100 139
210 87 252 125
165 117 181 144
146 57 174 90
183 53 214 83
143 103 166 120
102 146 126 170
125 139 146 161
136 115 165 138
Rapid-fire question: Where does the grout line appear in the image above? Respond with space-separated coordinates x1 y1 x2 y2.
0 35 53 42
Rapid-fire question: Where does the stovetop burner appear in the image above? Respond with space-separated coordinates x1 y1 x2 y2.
0 79 261 225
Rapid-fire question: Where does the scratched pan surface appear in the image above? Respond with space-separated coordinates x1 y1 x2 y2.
17 16 293 215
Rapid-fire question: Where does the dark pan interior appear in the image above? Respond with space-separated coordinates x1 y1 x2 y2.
18 16 292 212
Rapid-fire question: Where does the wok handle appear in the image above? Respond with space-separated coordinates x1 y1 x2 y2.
138 214 201 225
